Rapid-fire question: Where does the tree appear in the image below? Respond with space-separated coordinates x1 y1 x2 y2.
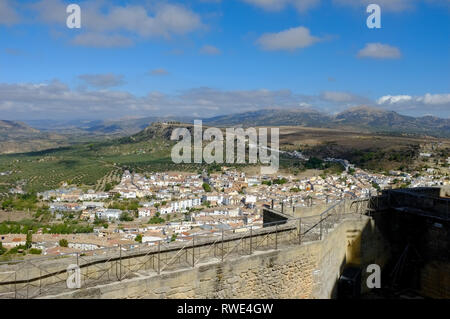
202 183 212 192
25 231 32 249
119 212 134 222
170 233 177 242
59 239 68 247
135 234 142 243
0 242 6 255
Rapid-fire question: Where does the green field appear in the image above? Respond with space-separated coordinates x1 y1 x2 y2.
0 136 177 194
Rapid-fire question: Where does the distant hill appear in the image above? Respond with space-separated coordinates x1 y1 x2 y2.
204 108 332 127
0 120 39 134
25 116 195 136
203 106 450 138
332 106 450 136
0 120 67 154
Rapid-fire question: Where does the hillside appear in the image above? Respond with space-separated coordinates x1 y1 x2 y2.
203 106 450 138
0 120 68 154
333 106 450 136
0 120 448 195
204 109 332 127
0 123 183 194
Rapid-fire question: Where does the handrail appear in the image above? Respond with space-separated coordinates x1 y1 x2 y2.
0 198 364 297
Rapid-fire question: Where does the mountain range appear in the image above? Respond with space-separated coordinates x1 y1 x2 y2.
204 106 450 137
0 106 448 154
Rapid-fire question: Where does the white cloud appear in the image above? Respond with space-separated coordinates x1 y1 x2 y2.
200 45 221 55
321 91 357 103
378 94 450 106
1 79 448 119
257 26 320 51
78 73 125 88
377 95 413 104
0 0 20 25
30 0 204 47
358 43 401 59
0 80 158 118
242 0 320 12
417 93 450 105
377 93 450 116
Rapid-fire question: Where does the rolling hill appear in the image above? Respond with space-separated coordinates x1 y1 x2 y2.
203 106 450 137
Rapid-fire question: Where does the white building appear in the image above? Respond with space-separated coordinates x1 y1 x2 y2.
96 209 122 221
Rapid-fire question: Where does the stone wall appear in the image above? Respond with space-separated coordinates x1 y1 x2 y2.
42 215 389 299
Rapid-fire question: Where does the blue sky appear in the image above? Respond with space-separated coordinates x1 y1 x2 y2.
0 0 449 120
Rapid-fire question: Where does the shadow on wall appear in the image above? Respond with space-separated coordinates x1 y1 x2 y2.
329 214 392 299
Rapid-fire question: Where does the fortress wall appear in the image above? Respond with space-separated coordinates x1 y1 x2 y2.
42 215 389 299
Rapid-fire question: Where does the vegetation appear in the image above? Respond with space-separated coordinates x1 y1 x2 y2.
59 239 68 247
119 212 134 222
272 178 288 185
29 248 42 255
1 193 39 211
202 183 212 192
25 230 32 249
148 212 165 224
304 157 324 170
135 234 142 243
109 200 140 212
372 182 381 191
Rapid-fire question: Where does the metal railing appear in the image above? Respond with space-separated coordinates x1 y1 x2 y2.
0 199 366 299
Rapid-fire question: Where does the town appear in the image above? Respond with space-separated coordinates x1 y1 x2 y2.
1 158 448 258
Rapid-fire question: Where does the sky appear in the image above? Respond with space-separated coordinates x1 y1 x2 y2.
0 0 449 120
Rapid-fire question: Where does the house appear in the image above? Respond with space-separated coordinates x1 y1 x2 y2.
138 207 156 218
96 209 122 221
120 191 137 199
159 205 174 215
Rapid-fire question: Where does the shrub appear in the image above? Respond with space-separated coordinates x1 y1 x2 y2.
0 242 6 255
135 234 142 243
59 239 69 247
119 212 134 222
202 183 212 192
29 248 42 255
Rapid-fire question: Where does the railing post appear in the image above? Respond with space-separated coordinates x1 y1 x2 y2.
119 245 122 281
275 224 278 250
319 219 323 240
26 263 29 299
14 271 17 299
221 229 224 262
298 218 301 244
192 235 195 267
39 269 42 296
157 240 161 275
249 226 253 255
